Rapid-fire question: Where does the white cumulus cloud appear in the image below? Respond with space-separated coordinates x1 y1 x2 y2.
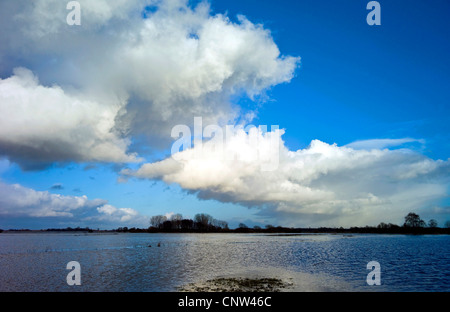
0 68 139 169
0 181 106 218
122 129 450 227
0 181 146 227
0 0 299 166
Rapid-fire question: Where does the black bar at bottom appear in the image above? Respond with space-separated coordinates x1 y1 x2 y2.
0 291 447 311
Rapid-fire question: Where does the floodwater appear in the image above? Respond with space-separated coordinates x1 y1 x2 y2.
0 232 449 291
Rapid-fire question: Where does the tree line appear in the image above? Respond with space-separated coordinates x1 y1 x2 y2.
148 213 229 232
142 212 449 234
2 212 449 234
114 212 450 234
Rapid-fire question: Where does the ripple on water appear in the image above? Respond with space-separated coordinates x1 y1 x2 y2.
0 233 449 291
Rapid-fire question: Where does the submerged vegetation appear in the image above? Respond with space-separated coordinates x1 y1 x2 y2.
178 277 292 292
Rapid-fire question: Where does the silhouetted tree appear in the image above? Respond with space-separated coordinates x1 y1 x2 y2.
403 212 425 228
150 215 167 229
216 220 229 230
194 213 213 230
376 223 399 231
162 220 173 231
181 219 194 230
428 219 438 228
445 221 450 229
210 218 228 230
170 213 183 230
238 223 248 229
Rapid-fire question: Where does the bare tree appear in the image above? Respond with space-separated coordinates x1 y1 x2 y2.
170 213 183 229
194 213 213 229
217 220 229 230
238 223 248 229
428 219 438 228
150 215 167 229
194 213 214 226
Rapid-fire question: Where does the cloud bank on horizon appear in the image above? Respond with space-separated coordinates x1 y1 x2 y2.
0 180 144 221
0 0 449 228
123 129 450 227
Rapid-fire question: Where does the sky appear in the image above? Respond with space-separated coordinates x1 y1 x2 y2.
0 0 449 230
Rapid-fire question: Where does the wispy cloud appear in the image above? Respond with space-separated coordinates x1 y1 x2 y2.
345 138 425 150
50 183 64 190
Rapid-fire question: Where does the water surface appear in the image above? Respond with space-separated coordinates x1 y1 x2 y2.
0 233 448 291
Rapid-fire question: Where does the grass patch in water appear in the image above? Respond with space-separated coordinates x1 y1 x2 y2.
178 277 292 292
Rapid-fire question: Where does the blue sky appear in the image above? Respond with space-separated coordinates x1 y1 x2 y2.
218 0 450 157
0 0 449 229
